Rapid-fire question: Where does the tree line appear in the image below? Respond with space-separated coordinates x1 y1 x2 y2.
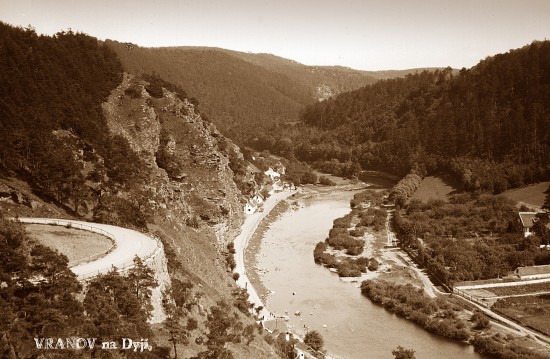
253 41 550 192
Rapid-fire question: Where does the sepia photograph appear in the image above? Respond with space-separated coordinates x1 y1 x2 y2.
0 1 549 358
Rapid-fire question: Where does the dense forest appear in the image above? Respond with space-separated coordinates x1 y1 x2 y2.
0 22 147 214
104 41 404 144
255 41 550 193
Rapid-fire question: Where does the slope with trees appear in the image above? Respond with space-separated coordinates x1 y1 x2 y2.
0 22 282 359
257 41 550 192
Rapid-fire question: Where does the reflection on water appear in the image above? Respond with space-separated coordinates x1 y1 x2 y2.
256 190 483 359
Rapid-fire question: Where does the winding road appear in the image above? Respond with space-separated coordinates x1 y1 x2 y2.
18 218 160 280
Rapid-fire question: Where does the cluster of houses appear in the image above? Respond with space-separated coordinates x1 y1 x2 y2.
243 167 295 215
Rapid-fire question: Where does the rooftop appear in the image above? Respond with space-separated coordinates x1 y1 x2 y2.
519 212 537 228
516 264 550 277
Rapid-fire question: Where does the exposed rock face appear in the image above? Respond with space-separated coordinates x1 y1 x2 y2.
0 183 34 208
102 73 244 246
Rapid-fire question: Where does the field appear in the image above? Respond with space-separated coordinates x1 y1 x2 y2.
25 224 113 265
502 181 550 209
409 175 459 202
493 294 550 335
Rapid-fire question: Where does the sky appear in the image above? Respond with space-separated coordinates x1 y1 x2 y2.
1 0 549 71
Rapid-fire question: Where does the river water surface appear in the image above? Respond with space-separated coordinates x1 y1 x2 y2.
255 189 484 359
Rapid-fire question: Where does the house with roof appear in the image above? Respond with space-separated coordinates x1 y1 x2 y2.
514 264 550 280
265 167 281 181
252 193 264 205
293 342 317 359
244 200 257 215
272 180 284 192
519 212 537 237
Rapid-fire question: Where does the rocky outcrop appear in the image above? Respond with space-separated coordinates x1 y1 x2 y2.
0 183 40 209
102 73 244 246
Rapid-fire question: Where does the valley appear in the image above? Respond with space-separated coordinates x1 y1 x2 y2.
0 17 550 359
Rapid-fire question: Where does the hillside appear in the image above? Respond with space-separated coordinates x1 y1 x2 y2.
256 41 550 193
0 22 280 359
107 42 438 144
105 41 313 142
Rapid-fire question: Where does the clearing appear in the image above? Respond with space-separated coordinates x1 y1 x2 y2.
502 181 550 209
25 223 113 265
409 175 459 202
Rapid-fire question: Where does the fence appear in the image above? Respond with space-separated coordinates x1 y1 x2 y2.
17 218 164 282
453 287 490 308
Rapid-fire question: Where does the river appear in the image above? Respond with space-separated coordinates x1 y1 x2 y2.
254 188 484 359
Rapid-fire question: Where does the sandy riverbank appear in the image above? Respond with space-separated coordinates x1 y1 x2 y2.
243 183 370 306
233 189 298 320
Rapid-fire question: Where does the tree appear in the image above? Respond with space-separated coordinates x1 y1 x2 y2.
304 330 324 352
127 256 158 318
392 346 416 359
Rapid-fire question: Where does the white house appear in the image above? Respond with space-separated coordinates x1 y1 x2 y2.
272 180 284 192
519 212 537 237
244 201 257 215
252 193 264 205
265 167 281 181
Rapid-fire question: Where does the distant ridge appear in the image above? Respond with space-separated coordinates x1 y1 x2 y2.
106 41 446 143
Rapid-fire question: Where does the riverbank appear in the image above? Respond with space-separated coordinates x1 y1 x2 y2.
234 188 297 320
249 187 482 359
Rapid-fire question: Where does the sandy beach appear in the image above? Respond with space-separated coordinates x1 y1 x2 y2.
233 188 297 320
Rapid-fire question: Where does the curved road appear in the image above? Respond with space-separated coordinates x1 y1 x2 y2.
18 218 159 280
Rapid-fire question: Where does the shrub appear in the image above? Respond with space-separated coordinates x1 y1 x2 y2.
471 311 491 330
319 176 336 186
304 330 324 352
368 258 380 271
124 84 142 99
186 216 200 228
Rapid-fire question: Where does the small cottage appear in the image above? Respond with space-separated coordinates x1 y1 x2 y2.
294 342 316 359
519 212 537 237
244 201 257 215
272 180 284 192
253 193 264 205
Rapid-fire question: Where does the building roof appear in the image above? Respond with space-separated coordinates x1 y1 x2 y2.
516 265 550 277
519 212 537 228
262 319 287 333
294 342 311 352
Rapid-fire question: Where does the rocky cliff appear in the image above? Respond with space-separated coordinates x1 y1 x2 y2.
102 73 244 247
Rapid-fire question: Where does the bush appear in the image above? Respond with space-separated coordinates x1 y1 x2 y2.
319 176 337 186
304 330 324 352
186 216 200 228
368 258 380 271
124 84 142 98
471 311 491 330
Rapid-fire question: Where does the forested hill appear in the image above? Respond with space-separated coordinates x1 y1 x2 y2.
105 40 314 142
257 41 550 193
105 42 410 143
0 22 136 201
0 22 282 359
